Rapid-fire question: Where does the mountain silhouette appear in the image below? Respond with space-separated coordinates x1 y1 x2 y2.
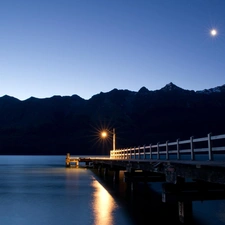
0 83 225 155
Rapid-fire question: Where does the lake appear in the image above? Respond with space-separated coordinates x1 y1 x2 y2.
0 155 225 225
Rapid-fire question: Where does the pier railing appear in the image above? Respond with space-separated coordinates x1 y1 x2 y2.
110 133 225 161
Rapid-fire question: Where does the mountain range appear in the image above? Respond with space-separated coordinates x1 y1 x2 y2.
1 82 225 155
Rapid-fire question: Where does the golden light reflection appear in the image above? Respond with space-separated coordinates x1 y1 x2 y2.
91 178 117 225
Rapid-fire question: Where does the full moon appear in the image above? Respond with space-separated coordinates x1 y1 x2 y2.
210 29 217 36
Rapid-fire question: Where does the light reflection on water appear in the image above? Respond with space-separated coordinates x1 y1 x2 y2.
0 155 133 225
91 179 117 225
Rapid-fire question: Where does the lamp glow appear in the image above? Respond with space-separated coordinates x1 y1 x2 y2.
100 128 116 151
101 131 108 138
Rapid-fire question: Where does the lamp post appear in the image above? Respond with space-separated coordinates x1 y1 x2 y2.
112 128 116 151
101 128 116 151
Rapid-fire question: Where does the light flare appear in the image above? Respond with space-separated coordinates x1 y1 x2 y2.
101 131 108 138
210 29 217 36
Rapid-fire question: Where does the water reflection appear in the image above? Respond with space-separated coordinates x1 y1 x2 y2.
91 178 117 225
218 202 225 223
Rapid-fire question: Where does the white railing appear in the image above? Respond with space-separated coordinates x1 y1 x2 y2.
110 133 225 161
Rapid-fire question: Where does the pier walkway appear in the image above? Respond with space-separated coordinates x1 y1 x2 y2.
65 133 225 223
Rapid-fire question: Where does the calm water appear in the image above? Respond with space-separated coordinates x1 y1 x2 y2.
1 156 225 225
0 155 133 225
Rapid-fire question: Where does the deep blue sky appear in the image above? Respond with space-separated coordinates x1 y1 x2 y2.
1 0 225 100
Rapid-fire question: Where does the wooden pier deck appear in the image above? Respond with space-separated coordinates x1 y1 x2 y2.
65 133 225 223
65 154 95 167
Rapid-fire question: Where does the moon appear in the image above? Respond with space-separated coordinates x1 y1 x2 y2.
210 29 217 36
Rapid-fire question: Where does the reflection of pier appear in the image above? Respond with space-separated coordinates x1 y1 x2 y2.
65 133 225 224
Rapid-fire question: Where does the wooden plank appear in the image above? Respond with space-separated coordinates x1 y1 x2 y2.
193 137 208 142
212 147 225 151
167 141 177 146
179 140 190 144
212 134 225 140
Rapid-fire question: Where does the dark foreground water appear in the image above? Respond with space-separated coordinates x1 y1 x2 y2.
0 156 225 225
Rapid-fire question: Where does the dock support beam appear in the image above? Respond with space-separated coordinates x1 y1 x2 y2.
97 165 102 174
103 167 108 180
178 201 193 224
66 153 71 167
113 170 120 184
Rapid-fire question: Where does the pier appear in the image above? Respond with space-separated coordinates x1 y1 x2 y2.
65 154 93 167
65 133 225 224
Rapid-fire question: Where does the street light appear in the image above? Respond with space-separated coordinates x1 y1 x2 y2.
101 128 116 151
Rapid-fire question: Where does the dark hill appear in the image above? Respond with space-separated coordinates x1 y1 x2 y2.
0 83 225 155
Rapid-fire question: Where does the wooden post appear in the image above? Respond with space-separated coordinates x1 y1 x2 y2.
98 165 101 174
143 145 146 159
190 136 194 160
113 170 120 184
149 144 152 159
157 142 160 160
177 139 180 160
138 146 140 159
103 167 108 180
178 201 193 224
66 153 71 167
208 133 213 161
166 141 169 160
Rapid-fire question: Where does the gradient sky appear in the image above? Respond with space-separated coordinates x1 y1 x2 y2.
0 0 225 100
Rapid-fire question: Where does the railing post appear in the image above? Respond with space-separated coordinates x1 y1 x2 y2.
190 136 194 160
177 139 180 160
157 142 160 160
208 133 213 161
66 153 71 167
138 146 140 159
149 144 152 160
134 147 136 159
166 140 169 160
143 145 146 159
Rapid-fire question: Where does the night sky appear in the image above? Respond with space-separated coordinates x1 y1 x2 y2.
1 0 225 100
